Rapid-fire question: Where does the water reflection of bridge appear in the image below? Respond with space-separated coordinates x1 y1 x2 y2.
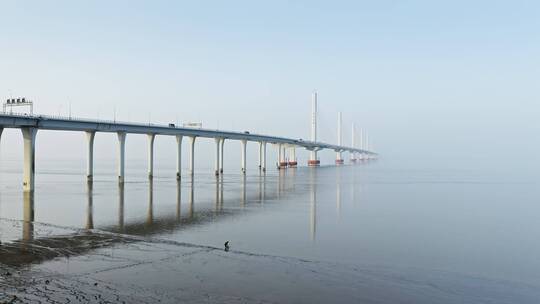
2 170 332 267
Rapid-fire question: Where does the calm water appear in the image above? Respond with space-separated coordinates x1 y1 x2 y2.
1 158 539 303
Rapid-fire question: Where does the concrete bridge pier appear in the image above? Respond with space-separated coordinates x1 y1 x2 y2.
147 134 155 179
86 182 94 230
214 138 220 176
23 191 35 241
219 139 225 174
258 141 263 170
335 149 344 165
176 180 182 220
147 181 154 225
308 150 319 166
308 147 321 167
241 175 246 206
176 135 183 180
188 178 194 219
22 127 37 192
241 139 247 174
118 183 125 232
188 136 196 176
85 131 95 182
278 144 287 169
277 144 282 169
117 132 126 183
261 142 267 172
288 146 297 167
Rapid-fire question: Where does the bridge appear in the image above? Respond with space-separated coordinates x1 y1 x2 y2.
0 92 376 192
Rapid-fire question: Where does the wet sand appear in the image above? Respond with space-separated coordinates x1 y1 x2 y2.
1 219 539 303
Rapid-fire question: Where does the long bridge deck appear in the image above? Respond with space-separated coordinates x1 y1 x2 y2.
0 113 367 153
0 112 376 192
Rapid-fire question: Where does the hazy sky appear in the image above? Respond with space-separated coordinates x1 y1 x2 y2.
0 1 538 173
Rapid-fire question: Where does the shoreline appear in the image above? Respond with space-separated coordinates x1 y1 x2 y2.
1 219 539 304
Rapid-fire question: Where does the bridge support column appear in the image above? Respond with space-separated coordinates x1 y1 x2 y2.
288 146 297 167
277 144 282 169
118 183 125 231
188 136 196 176
219 138 225 174
176 135 182 180
214 138 220 176
23 191 35 241
22 127 37 192
279 144 287 169
117 132 126 183
241 139 247 174
258 142 263 170
86 131 95 182
261 142 267 172
308 150 319 166
86 182 94 230
147 134 155 179
336 151 344 165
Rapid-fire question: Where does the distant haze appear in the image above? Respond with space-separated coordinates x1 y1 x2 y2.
0 1 538 174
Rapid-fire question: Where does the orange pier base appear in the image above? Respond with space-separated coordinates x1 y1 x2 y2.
308 160 320 166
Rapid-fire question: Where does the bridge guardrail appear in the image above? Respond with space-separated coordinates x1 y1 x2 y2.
0 111 373 154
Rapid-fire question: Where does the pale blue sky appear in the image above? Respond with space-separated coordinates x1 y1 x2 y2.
0 1 538 172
